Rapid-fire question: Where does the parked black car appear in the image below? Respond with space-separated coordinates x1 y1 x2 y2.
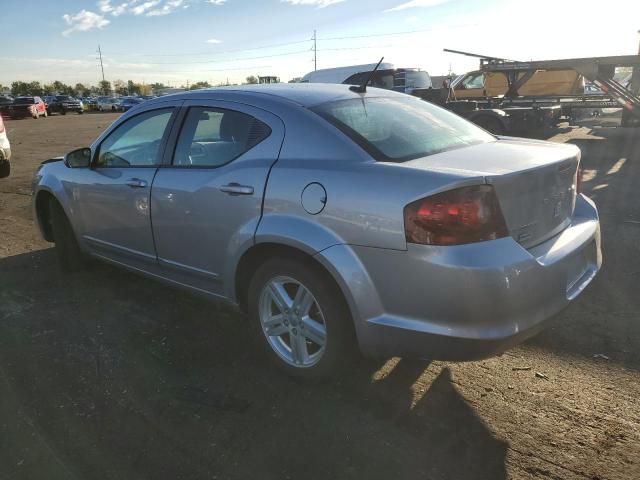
0 96 13 117
47 95 83 115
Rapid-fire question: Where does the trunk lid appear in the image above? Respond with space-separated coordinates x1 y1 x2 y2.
399 137 580 248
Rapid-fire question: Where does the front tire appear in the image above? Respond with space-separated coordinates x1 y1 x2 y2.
248 257 354 379
49 199 86 272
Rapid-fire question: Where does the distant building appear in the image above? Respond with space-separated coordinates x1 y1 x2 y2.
259 76 280 84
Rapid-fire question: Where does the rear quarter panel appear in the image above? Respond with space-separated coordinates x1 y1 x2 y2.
258 108 486 252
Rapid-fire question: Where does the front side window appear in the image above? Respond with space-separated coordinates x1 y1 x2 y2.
173 107 271 167
461 73 485 90
96 109 173 167
312 96 495 162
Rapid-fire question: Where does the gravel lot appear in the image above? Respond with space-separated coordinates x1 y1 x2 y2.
1 112 639 480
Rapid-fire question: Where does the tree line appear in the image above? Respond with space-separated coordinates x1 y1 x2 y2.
2 79 223 97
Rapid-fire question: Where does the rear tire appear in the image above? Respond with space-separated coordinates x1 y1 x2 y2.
43 109 48 118
248 257 354 379
49 199 86 272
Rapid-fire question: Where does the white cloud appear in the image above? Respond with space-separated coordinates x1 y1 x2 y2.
207 0 227 4
62 10 110 36
384 0 448 13
206 38 222 44
281 0 346 7
131 0 161 15
147 0 187 16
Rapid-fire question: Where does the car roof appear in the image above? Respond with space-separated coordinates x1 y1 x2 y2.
150 83 405 108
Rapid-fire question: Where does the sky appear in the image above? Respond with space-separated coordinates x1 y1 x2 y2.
1 0 639 88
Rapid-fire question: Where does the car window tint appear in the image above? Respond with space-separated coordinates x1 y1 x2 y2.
312 97 495 162
96 109 173 168
173 107 271 167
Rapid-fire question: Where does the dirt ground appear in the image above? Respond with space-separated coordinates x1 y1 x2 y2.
1 112 639 480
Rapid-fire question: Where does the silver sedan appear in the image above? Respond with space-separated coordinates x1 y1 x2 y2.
32 84 601 378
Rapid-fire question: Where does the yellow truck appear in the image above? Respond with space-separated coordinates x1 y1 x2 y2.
451 69 585 99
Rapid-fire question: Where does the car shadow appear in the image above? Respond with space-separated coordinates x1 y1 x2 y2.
0 248 508 480
526 126 640 371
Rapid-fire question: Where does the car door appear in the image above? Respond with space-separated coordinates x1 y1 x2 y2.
72 105 179 270
453 71 486 98
150 100 285 296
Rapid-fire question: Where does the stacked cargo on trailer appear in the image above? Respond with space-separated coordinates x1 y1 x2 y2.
414 50 640 135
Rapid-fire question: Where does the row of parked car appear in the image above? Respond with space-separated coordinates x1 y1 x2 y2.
0 94 156 119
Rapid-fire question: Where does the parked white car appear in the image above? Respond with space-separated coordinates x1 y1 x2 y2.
301 62 431 94
0 113 11 178
96 97 121 112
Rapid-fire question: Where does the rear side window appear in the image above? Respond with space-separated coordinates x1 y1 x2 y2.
172 107 271 167
311 96 494 162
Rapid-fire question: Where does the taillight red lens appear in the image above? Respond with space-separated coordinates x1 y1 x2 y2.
404 185 509 246
576 167 583 194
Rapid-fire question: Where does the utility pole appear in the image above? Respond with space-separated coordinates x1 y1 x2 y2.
312 30 317 71
97 45 105 83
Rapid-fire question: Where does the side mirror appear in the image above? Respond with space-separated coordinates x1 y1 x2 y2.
64 147 92 168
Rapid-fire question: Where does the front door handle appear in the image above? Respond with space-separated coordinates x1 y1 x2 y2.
125 178 148 188
220 183 254 196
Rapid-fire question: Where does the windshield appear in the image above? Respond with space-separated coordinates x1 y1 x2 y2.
55 95 73 101
312 96 495 162
14 97 34 104
405 71 431 89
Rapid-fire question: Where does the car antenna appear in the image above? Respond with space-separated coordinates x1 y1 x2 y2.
350 57 385 93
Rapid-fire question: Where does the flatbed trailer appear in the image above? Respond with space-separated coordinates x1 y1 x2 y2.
414 51 640 135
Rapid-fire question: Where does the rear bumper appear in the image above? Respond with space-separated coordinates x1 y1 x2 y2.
317 194 601 360
0 147 10 162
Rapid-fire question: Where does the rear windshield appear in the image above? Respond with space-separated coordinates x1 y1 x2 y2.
311 96 494 162
14 97 35 104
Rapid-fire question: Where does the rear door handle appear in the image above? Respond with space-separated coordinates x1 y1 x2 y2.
220 183 254 196
125 178 148 188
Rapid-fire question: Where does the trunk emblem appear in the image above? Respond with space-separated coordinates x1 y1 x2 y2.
553 200 562 218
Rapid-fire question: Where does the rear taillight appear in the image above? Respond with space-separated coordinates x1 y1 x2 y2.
576 167 583 194
404 185 509 246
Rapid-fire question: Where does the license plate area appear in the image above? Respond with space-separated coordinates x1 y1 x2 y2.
566 240 597 300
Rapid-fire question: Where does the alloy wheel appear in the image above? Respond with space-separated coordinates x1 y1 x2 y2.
259 276 327 368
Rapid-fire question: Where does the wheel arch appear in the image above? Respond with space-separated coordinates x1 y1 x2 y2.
233 242 344 315
466 109 508 134
34 189 58 242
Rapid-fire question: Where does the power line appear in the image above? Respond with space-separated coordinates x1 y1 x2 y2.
136 49 310 65
106 39 312 58
319 24 477 41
